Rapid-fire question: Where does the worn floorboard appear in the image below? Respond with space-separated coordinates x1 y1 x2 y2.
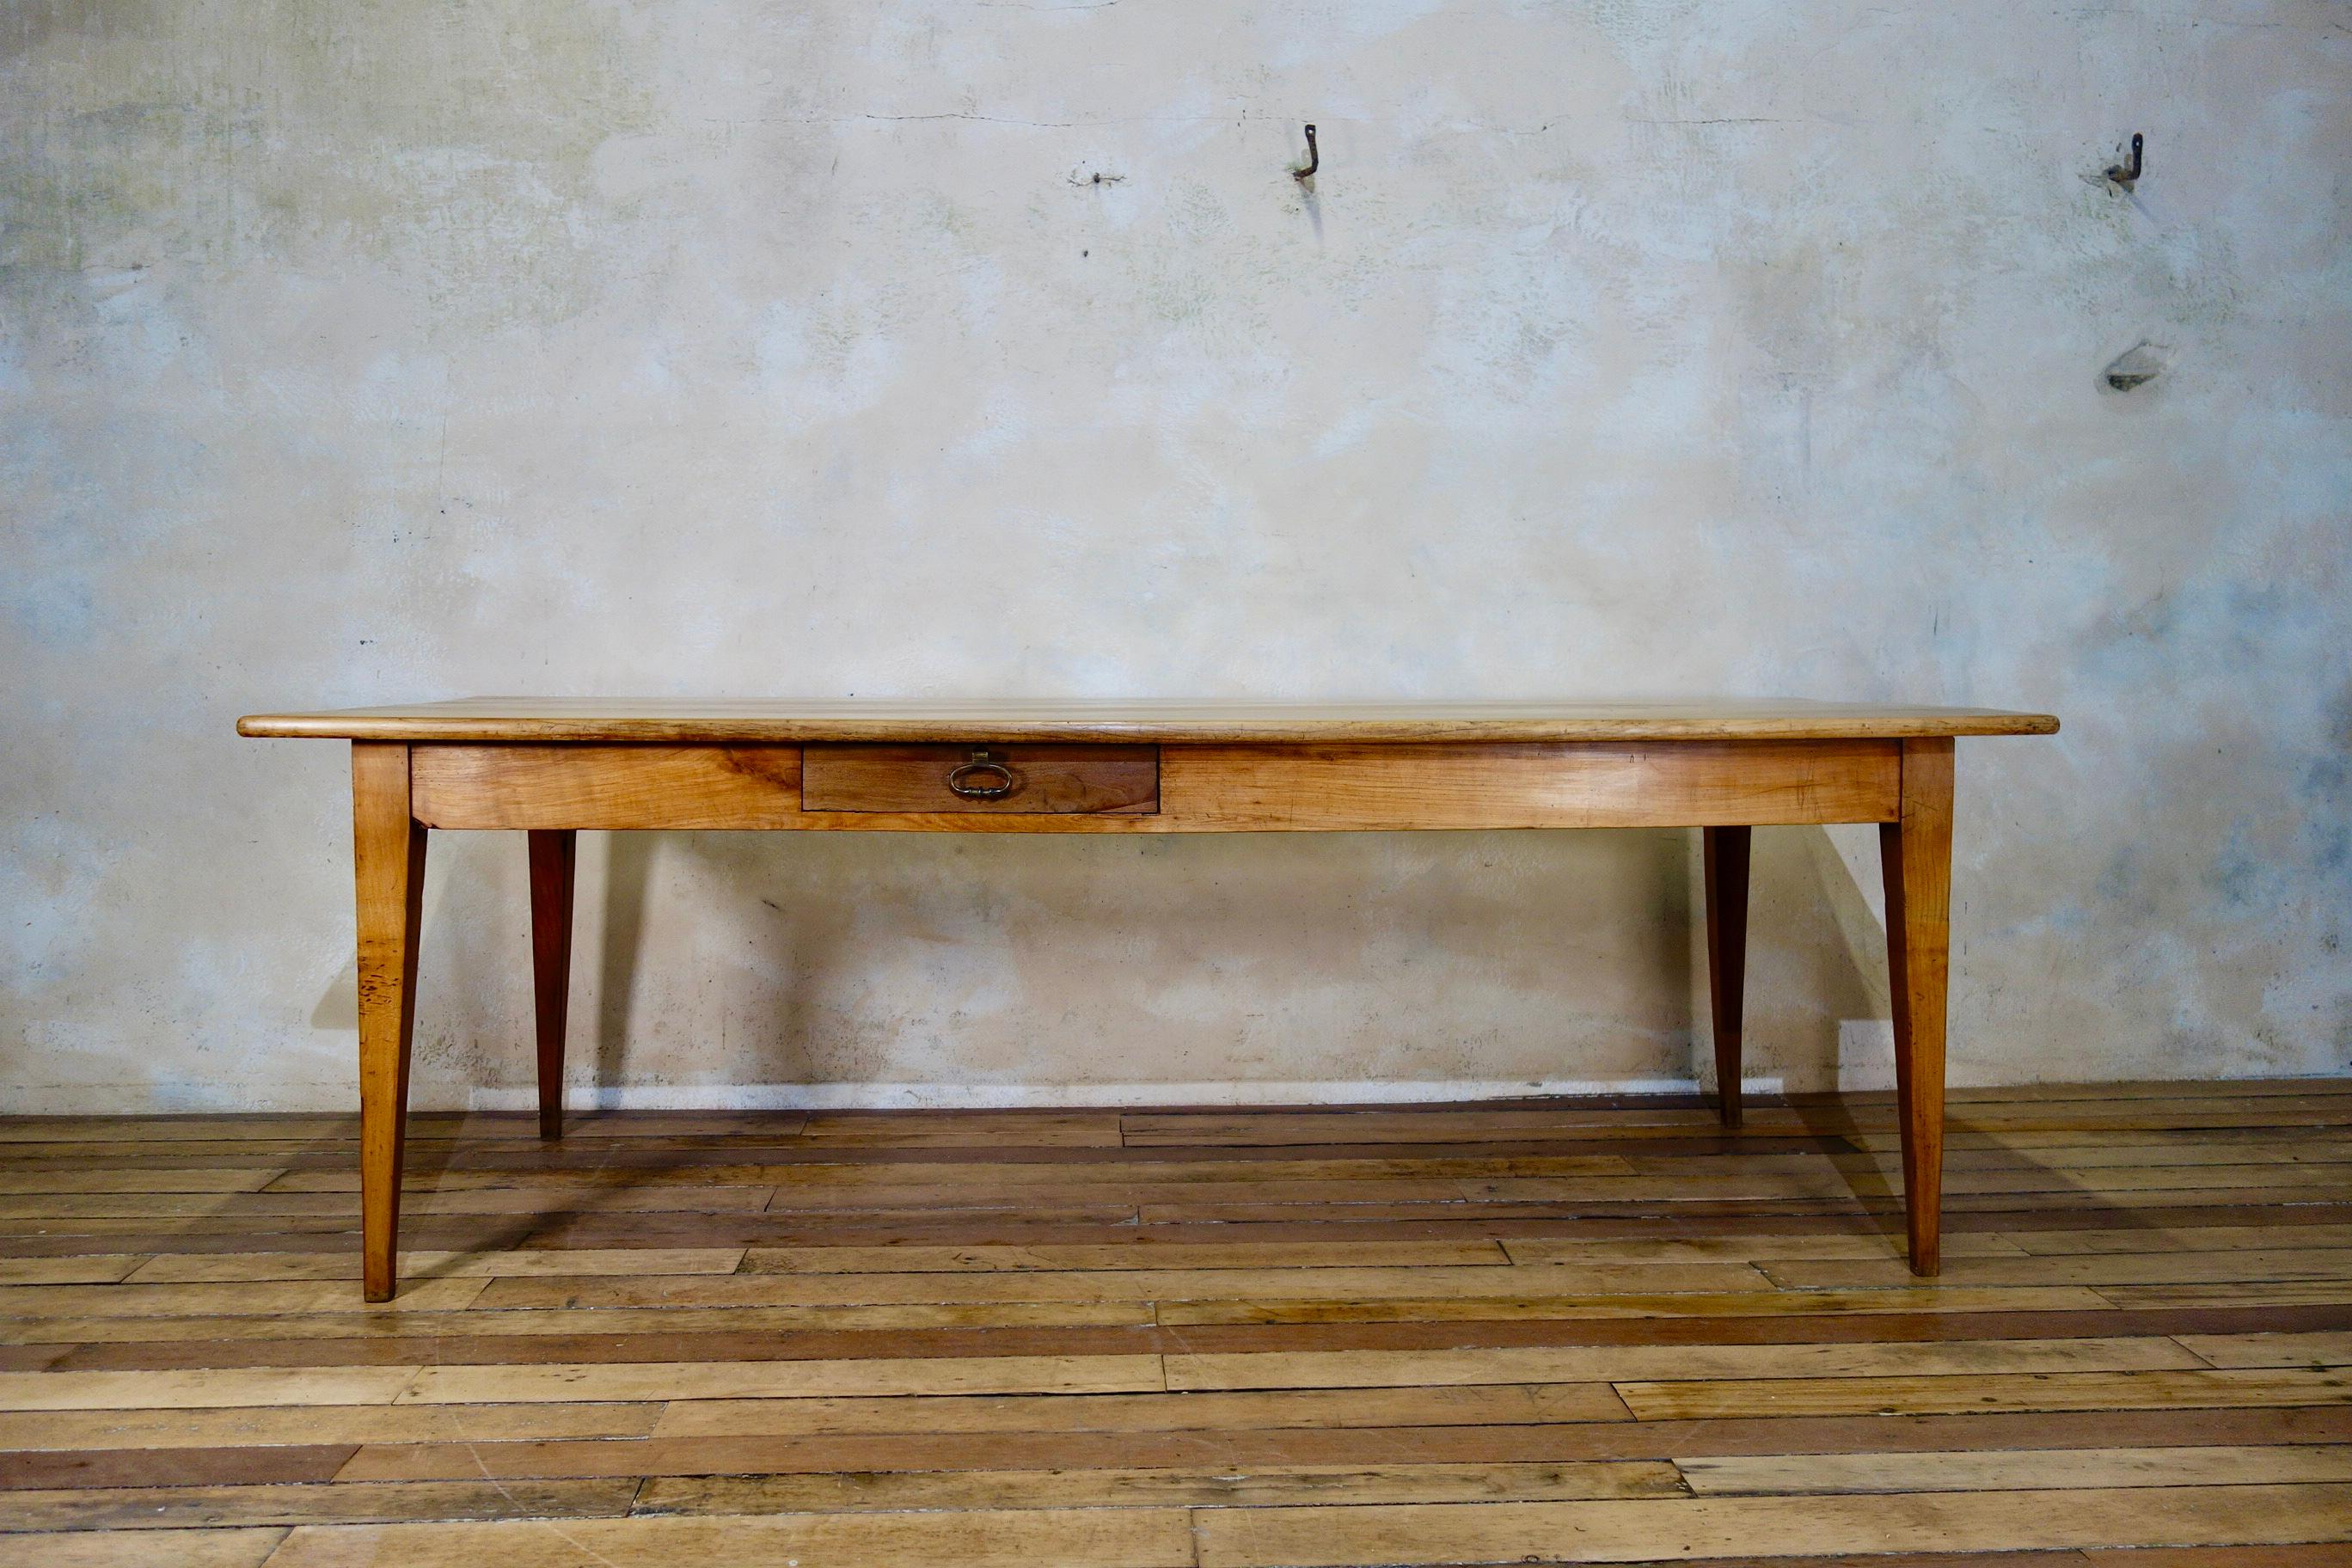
0 1085 2343 1565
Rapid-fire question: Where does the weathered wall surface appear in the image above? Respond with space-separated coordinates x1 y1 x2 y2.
4 1 2346 1112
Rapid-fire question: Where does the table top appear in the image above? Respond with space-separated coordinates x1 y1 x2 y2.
237 698 2061 744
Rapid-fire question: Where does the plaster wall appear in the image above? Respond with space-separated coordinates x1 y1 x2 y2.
3 0 2347 1112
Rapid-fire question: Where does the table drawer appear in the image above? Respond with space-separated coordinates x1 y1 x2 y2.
801 743 1159 815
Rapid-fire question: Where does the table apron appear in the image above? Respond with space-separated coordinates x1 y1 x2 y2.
407 739 1902 831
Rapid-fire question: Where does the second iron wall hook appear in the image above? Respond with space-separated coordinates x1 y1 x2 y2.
2105 132 2144 190
1293 123 1319 182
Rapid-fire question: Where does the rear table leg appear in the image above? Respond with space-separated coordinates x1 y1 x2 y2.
528 830 577 1140
1703 826 1751 1129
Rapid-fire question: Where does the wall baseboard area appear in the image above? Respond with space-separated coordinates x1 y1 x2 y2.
456 1077 1791 1112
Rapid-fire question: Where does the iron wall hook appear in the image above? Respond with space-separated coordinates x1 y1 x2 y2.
2105 132 2143 189
1293 123 1318 182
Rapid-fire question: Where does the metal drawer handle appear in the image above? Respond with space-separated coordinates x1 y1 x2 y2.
946 749 1018 800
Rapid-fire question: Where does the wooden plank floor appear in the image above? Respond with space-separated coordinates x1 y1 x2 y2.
0 1082 2347 1565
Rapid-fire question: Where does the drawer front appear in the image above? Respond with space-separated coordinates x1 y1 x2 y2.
802 743 1158 815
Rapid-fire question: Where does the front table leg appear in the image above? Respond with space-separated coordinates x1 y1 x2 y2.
352 743 426 1302
1881 738 1954 1276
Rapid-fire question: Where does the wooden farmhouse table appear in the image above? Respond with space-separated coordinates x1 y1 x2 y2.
237 699 2059 1300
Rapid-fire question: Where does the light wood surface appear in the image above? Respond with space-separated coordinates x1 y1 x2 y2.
0 1087 2342 1565
348 745 421 1305
408 739 1903 831
1162 740 1901 830
243 699 2060 1299
237 696 2061 743
410 744 802 830
1886 737 1956 1276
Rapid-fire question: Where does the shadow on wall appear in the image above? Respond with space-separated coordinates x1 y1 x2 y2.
1750 824 1902 1093
305 826 1898 1101
597 832 653 1092
309 967 358 1032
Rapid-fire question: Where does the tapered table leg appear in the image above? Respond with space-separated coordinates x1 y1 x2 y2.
1881 738 1954 1276
528 830 577 1140
1702 823 1759 1128
352 743 425 1303
1702 826 1751 1129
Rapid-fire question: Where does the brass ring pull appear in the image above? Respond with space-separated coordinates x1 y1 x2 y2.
945 748 1018 800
